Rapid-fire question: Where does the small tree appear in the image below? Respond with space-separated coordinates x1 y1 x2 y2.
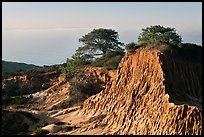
138 25 182 47
92 50 124 70
63 28 125 73
65 52 93 73
125 42 139 52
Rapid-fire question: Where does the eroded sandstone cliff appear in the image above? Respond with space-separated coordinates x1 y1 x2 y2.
80 47 202 135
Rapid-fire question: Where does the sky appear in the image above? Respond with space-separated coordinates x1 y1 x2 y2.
2 2 202 66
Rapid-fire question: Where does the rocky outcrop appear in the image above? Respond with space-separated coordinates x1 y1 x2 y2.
80 47 202 135
2 71 60 97
42 124 61 133
26 67 113 111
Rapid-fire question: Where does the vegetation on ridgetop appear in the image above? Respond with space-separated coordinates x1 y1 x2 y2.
78 28 124 56
125 42 141 53
2 60 39 76
62 25 201 78
125 25 201 63
92 50 124 70
62 28 125 75
138 25 182 47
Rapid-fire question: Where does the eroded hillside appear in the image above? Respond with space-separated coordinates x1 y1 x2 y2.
2 46 202 135
78 47 202 135
26 67 115 111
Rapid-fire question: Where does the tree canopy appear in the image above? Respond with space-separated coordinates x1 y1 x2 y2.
78 28 124 56
62 28 125 73
138 25 182 47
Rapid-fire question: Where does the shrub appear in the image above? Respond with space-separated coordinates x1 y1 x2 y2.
65 53 93 73
62 125 78 132
92 51 124 70
42 82 51 90
125 42 140 52
32 128 49 135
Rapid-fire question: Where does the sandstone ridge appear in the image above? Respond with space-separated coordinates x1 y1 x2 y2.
80 47 202 135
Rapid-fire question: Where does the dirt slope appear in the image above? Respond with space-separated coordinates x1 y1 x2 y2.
25 67 115 111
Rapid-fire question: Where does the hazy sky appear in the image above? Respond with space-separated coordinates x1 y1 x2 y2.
2 2 202 66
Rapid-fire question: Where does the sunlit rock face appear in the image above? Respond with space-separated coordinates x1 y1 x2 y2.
81 47 202 135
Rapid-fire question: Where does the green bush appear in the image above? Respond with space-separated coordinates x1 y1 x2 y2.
61 55 92 77
62 125 78 132
92 51 124 70
12 96 26 105
42 82 51 90
125 42 140 52
62 99 74 108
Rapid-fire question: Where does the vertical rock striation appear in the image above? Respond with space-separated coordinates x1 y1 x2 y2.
81 48 202 135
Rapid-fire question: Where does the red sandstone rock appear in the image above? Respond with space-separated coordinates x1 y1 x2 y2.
81 48 202 135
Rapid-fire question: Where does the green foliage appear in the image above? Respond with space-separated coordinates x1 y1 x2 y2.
125 42 140 52
138 25 182 47
2 60 39 75
60 99 74 108
42 82 51 90
2 85 19 96
62 28 125 75
68 76 102 99
2 64 63 107
12 96 26 105
32 128 49 135
3 83 33 100
2 95 28 108
62 125 78 132
79 28 124 56
54 68 106 109
25 64 63 77
65 52 93 73
92 51 124 70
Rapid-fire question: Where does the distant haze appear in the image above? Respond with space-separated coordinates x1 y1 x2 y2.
2 2 202 66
